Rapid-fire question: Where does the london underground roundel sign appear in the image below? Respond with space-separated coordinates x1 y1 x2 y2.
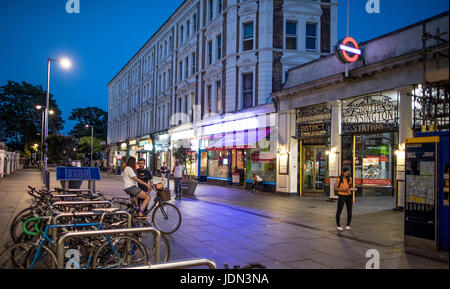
337 37 361 63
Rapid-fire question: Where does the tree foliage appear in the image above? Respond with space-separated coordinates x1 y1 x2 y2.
46 135 77 164
69 107 108 140
77 136 105 160
0 81 64 152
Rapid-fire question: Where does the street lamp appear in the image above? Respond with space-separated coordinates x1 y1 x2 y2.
43 57 72 184
86 124 94 167
36 105 55 167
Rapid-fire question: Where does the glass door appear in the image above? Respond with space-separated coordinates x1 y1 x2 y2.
302 146 326 193
199 150 208 182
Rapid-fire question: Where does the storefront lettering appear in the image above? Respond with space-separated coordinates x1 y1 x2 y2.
342 94 398 135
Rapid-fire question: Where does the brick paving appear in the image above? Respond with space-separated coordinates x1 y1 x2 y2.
0 168 448 269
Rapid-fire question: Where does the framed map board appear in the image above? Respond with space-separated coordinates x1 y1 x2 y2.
405 139 438 241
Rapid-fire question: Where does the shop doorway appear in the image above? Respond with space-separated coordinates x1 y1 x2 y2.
199 150 208 182
231 149 246 185
302 146 327 194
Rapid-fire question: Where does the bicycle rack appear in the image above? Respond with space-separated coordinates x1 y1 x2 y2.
124 258 217 269
52 200 113 207
51 211 132 246
56 227 162 269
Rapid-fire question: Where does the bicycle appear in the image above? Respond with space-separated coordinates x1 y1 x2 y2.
114 184 182 235
0 216 148 269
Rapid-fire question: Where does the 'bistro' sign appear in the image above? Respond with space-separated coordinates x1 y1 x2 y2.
342 93 398 135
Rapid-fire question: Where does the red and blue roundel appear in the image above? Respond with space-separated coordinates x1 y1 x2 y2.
337 37 361 63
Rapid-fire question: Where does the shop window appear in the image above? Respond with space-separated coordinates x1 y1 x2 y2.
342 133 394 194
208 150 230 179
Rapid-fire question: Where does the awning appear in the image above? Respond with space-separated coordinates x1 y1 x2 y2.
206 128 271 151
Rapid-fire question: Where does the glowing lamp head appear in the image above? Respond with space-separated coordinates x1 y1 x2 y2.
60 58 72 69
49 110 54 115
36 105 42 110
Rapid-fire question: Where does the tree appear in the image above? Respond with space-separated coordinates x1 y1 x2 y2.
77 136 105 161
0 81 64 152
46 135 77 164
174 146 198 179
69 107 108 140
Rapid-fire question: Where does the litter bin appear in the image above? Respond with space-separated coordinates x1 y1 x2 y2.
181 180 197 196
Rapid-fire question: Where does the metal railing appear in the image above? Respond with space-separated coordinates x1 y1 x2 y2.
51 210 132 245
124 258 217 269
56 227 162 269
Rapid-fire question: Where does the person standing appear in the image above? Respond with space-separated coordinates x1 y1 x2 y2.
172 160 185 200
123 157 152 217
334 167 353 232
160 162 168 188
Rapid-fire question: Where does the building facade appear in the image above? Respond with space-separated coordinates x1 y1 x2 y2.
107 0 338 188
272 12 449 202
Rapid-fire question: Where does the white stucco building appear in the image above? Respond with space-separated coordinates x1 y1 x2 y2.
107 0 338 189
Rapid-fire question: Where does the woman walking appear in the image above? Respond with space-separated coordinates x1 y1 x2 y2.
335 167 353 232
123 157 152 217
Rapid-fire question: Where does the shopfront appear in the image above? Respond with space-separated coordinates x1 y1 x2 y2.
171 127 198 179
198 108 277 190
296 103 331 196
341 91 399 196
127 139 139 160
153 132 171 176
138 137 153 171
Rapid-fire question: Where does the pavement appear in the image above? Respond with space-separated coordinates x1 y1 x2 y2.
0 168 448 269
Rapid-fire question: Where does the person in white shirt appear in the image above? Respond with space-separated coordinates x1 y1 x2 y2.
172 159 185 200
123 157 152 217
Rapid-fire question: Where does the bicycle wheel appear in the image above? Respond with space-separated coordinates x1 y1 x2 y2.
0 243 33 269
92 236 148 269
10 208 34 242
132 219 171 263
24 244 58 269
10 212 45 243
151 203 181 234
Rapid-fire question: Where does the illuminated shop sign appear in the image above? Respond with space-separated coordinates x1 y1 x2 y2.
336 37 361 63
296 104 331 139
342 93 399 135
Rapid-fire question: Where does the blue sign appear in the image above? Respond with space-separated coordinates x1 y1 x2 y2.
56 167 101 181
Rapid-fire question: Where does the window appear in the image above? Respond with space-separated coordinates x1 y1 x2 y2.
169 36 172 52
184 57 189 79
218 0 223 14
179 61 183 81
192 52 196 75
286 21 297 50
207 40 213 65
208 0 213 22
193 14 197 32
184 95 188 115
180 26 184 45
206 85 212 114
186 20 190 39
243 22 254 51
163 72 166 90
306 23 317 50
242 73 253 109
164 40 168 56
216 34 222 60
216 80 222 114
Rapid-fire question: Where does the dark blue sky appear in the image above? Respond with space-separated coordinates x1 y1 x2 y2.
0 0 448 135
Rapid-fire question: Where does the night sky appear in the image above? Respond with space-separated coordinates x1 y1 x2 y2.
0 0 448 135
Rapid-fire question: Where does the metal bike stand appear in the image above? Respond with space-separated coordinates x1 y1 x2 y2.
56 227 161 269
124 258 217 269
51 211 132 246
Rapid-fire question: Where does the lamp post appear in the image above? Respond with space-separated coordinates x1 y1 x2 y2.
43 57 71 182
86 124 94 167
36 105 54 169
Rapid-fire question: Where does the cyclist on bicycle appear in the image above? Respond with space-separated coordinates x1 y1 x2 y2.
123 157 152 217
